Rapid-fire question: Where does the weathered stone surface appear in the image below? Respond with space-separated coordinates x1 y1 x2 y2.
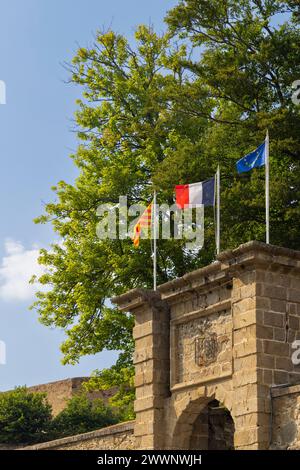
174 310 232 385
271 385 300 449
25 378 116 417
114 242 300 450
27 241 300 451
22 422 136 450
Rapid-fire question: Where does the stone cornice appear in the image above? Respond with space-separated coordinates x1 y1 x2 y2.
217 240 300 263
113 241 300 312
112 289 162 313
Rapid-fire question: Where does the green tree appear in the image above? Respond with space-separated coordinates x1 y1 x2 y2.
32 26 210 394
84 360 135 422
0 387 52 444
32 2 299 403
165 0 300 247
50 394 117 439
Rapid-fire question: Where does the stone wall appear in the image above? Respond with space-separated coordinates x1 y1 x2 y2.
10 241 300 451
113 241 300 450
22 421 136 450
271 384 300 449
27 378 116 416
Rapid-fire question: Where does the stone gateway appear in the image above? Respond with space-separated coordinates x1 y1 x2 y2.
25 241 300 451
113 241 300 450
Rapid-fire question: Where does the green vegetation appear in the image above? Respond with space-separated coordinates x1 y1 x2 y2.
0 388 119 444
31 1 300 413
50 394 118 439
0 387 52 444
84 365 135 421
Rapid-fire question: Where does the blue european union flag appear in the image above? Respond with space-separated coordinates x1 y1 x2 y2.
236 142 266 174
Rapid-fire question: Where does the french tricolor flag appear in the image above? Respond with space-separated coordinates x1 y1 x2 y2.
175 177 215 209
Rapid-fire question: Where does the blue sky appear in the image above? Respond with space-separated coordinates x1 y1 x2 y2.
0 0 177 390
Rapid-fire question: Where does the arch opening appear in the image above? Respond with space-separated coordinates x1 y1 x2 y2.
189 399 235 450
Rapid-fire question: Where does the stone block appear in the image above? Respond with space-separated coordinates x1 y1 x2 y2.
234 427 259 447
270 299 286 313
257 353 275 369
256 324 274 340
235 412 270 429
234 355 257 372
233 298 255 315
274 328 285 342
233 395 268 417
135 409 155 424
263 285 287 300
134 396 165 413
256 297 270 309
138 435 155 449
240 284 256 299
273 370 289 385
289 315 300 330
233 324 256 344
263 369 273 385
233 310 257 330
263 340 289 357
290 277 300 289
135 383 166 399
264 311 284 328
256 270 266 282
233 338 258 358
287 303 297 315
288 372 300 384
275 356 293 372
134 422 155 437
288 289 300 303
233 368 258 387
287 329 297 343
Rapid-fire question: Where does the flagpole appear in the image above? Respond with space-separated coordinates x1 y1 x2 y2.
216 165 221 255
265 130 270 244
153 190 157 291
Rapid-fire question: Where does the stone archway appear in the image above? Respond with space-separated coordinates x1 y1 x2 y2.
190 399 235 450
170 393 235 450
171 396 210 450
114 242 300 450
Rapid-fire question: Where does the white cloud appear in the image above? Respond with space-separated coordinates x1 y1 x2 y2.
0 239 45 302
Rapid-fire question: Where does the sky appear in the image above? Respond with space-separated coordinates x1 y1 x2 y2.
0 0 178 391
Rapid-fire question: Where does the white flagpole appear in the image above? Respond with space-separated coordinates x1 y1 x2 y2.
265 131 270 244
153 190 157 291
216 166 221 255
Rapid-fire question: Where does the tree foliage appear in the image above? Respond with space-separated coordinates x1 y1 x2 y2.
84 357 135 421
0 387 52 444
50 394 118 439
165 0 300 247
32 1 299 400
0 388 120 444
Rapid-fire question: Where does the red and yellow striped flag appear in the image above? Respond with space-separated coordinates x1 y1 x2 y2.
132 202 153 248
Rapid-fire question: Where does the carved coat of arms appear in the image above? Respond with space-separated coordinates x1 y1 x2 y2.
194 332 219 366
